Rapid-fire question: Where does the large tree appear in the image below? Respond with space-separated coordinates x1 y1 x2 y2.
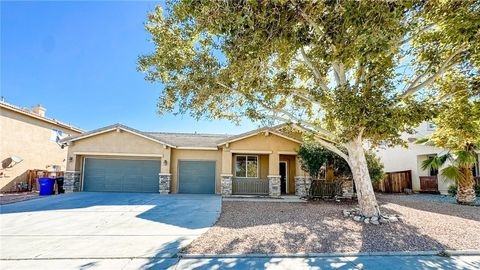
138 1 479 217
421 70 480 205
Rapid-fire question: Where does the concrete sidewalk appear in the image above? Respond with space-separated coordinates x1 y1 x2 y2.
1 255 479 269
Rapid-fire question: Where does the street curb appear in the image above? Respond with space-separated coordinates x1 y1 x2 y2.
178 250 480 259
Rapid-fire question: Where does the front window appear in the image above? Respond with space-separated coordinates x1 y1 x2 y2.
235 155 258 178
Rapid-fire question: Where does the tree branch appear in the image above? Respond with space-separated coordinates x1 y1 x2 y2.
299 47 330 92
401 45 467 98
332 61 347 86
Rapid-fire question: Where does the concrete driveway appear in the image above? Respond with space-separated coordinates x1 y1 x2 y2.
0 192 221 269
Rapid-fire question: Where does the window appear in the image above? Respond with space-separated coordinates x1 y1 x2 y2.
235 155 258 178
50 129 63 142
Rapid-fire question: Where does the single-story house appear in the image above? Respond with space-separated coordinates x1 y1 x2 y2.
0 100 83 192
60 123 317 196
376 122 480 194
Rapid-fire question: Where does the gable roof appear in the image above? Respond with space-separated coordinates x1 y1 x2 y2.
216 124 303 146
61 123 302 149
147 132 230 149
60 123 176 148
0 100 83 133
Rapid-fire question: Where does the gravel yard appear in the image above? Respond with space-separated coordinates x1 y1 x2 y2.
185 194 480 254
0 192 40 205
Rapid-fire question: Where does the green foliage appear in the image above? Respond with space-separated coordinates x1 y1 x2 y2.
297 143 331 179
448 184 457 197
297 143 384 183
138 1 478 150
448 184 480 197
365 152 386 184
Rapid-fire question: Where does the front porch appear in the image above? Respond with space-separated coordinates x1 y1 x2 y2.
220 150 310 197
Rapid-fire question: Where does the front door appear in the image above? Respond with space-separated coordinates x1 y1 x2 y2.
279 161 287 194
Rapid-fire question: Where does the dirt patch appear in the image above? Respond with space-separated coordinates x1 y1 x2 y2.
0 192 40 205
184 195 480 254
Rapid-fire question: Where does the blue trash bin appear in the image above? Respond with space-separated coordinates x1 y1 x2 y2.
39 178 55 196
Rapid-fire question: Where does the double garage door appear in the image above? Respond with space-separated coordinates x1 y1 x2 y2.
83 158 216 194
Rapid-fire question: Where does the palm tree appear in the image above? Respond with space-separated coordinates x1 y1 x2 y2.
422 143 478 205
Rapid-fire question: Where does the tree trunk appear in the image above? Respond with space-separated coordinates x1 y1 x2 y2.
345 136 380 217
457 165 476 205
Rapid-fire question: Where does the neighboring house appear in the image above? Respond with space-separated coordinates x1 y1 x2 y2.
0 101 83 192
376 122 480 194
60 123 316 196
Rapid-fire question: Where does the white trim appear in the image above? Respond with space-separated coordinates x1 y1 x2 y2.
230 150 272 154
218 130 302 146
220 174 233 177
278 151 298 155
68 126 175 148
279 160 288 194
81 156 86 191
74 152 163 157
267 175 282 178
159 173 172 176
234 155 259 178
176 147 219 150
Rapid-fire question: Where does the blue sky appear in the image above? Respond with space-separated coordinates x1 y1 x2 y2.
1 1 256 134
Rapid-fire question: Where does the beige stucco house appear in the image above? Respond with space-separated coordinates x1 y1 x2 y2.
60 123 313 196
0 101 83 192
376 122 480 194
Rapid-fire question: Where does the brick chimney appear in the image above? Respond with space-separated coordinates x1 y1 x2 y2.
32 104 46 117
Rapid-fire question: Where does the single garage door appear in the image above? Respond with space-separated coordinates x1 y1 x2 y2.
83 158 160 193
178 160 216 194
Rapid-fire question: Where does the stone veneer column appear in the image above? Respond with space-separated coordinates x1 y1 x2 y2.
294 176 312 197
64 171 81 192
268 175 281 197
221 174 233 196
159 173 171 194
341 178 354 198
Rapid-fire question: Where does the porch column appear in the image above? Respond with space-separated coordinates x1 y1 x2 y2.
268 152 281 197
295 156 311 197
64 171 81 192
221 147 233 196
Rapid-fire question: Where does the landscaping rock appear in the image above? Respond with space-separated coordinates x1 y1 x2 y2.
364 218 370 224
353 215 362 222
371 220 380 225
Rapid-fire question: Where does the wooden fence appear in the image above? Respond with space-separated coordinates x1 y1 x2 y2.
232 178 269 195
309 180 343 199
377 170 412 193
419 176 439 193
26 170 64 191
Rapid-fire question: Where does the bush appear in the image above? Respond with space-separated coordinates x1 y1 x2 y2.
297 143 385 183
448 184 457 197
447 183 480 197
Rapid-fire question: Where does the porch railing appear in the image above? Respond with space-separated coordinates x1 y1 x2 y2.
309 179 343 199
419 176 439 193
232 178 269 195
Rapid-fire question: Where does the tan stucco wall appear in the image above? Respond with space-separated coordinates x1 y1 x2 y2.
228 133 300 153
66 129 170 172
170 149 222 194
0 108 81 192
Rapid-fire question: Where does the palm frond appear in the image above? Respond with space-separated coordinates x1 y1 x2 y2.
441 165 461 182
455 151 477 167
421 154 449 171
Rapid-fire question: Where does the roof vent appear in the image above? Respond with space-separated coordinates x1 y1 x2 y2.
32 104 46 117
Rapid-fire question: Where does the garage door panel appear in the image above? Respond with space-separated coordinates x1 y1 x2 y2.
178 160 215 194
83 159 160 193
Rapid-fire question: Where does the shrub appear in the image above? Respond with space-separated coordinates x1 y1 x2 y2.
297 143 384 183
447 183 480 197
